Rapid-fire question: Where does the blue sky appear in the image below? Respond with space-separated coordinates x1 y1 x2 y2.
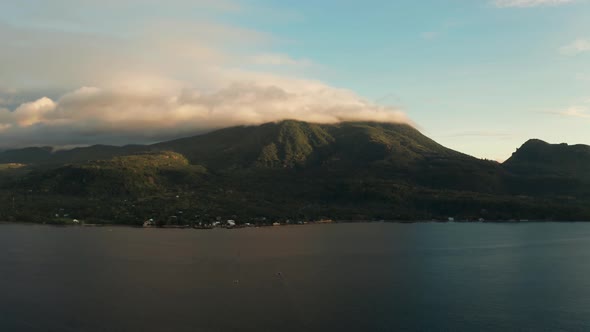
0 0 589 160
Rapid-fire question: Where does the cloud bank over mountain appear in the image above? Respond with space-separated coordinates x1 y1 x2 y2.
0 83 408 148
0 1 410 149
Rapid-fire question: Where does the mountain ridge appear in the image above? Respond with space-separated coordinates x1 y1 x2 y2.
1 120 589 223
505 138 590 178
0 120 473 167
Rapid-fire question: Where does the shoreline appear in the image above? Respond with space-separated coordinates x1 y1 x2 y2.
2 219 590 229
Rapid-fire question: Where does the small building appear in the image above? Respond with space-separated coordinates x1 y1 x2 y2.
318 219 334 224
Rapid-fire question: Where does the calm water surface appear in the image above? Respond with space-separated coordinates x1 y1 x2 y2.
1 222 590 331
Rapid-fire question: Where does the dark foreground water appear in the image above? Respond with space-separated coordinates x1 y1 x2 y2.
2 223 590 332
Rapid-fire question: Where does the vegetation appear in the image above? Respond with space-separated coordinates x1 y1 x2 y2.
1 120 590 225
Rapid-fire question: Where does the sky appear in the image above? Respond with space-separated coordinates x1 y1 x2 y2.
1 0 589 160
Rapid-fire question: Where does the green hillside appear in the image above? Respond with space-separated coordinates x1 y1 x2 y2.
1 121 589 224
504 139 590 179
155 120 506 193
155 120 334 168
155 120 459 169
503 139 590 198
14 151 206 197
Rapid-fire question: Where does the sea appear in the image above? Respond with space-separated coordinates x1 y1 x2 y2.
1 222 590 331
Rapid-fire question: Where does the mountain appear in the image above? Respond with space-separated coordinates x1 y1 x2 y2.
1 121 589 223
156 120 507 196
0 120 459 169
504 139 590 179
503 139 590 199
156 120 460 167
0 121 504 191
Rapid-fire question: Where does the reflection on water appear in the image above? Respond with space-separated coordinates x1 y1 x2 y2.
1 223 590 331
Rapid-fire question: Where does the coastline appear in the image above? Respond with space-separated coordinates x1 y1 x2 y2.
2 219 589 229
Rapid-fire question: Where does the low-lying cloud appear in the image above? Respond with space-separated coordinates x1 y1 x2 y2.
493 0 574 7
554 106 590 119
0 83 410 149
560 38 590 56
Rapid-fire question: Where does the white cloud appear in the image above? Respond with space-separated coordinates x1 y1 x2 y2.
493 0 574 7
0 83 410 148
12 97 57 127
560 38 590 56
548 99 590 119
0 1 411 149
557 106 590 118
546 98 590 119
